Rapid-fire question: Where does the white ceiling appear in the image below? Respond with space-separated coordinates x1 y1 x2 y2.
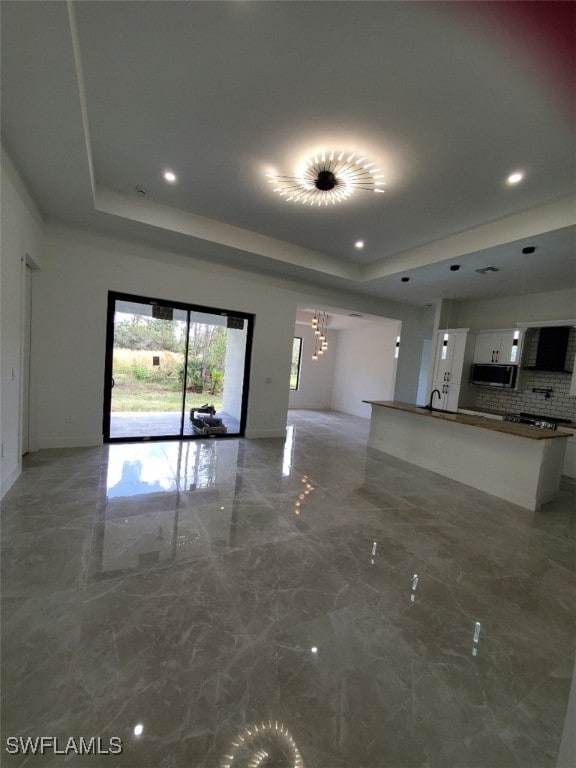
1 1 575 307
296 307 400 331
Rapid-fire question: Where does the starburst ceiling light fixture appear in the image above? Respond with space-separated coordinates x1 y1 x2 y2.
221 720 304 768
266 150 385 206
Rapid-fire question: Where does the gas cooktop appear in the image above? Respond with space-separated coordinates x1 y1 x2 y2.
504 412 573 429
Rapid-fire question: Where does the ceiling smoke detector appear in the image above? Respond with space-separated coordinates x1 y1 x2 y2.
475 266 500 274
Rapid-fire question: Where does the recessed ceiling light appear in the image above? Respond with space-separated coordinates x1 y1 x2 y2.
506 171 524 185
355 240 365 249
163 170 177 183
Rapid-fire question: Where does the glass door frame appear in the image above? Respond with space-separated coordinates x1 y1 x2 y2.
103 291 254 443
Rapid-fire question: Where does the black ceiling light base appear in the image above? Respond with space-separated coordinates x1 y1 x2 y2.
267 149 384 204
315 170 337 191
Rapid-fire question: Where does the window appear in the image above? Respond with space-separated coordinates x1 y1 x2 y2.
290 337 303 390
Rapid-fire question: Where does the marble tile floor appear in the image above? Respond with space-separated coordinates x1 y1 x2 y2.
1 409 574 767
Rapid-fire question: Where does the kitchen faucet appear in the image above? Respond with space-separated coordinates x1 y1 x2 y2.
426 389 442 411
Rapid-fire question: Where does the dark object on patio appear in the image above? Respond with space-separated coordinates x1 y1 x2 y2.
191 404 216 418
190 404 227 436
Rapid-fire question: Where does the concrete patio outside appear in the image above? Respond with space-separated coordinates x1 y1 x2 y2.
110 411 240 439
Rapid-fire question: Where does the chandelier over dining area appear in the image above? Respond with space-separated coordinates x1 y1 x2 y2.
311 311 329 360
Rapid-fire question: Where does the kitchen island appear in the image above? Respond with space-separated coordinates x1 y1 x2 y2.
364 401 569 511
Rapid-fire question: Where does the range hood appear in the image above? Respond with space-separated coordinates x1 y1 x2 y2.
523 326 572 373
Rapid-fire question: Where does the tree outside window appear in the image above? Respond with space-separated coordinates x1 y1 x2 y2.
290 338 302 390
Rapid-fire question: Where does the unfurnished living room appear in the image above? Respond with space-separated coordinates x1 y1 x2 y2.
1 2 575 767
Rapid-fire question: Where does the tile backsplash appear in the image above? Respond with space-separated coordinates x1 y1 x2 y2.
471 327 576 421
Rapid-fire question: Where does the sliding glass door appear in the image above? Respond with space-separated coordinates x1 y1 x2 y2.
103 292 252 442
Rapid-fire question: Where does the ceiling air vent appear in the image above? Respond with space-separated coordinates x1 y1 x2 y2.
475 266 499 274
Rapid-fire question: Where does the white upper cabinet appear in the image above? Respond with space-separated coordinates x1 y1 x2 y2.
474 333 500 364
474 330 524 364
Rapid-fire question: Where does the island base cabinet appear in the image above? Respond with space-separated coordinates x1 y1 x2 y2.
368 406 567 511
561 433 576 479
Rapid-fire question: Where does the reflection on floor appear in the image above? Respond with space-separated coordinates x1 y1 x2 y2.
1 410 574 767
110 410 240 438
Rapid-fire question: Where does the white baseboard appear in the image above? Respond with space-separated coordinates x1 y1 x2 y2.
1 462 21 500
37 435 103 449
331 407 370 420
244 428 286 439
287 405 332 410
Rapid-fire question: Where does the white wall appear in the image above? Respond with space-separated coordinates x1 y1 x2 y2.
289 315 429 416
448 288 576 330
28 223 428 449
394 309 435 404
288 324 337 409
222 323 248 421
0 152 43 497
331 321 401 419
1 152 428 457
32 227 302 445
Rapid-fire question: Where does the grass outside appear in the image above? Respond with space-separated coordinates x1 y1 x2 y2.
112 349 223 412
113 348 184 373
112 382 223 412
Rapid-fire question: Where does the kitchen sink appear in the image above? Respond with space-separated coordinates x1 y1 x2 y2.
417 406 458 415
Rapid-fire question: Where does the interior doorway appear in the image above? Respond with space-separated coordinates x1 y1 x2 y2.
103 292 253 442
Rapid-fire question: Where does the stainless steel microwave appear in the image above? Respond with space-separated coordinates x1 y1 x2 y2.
470 363 518 388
